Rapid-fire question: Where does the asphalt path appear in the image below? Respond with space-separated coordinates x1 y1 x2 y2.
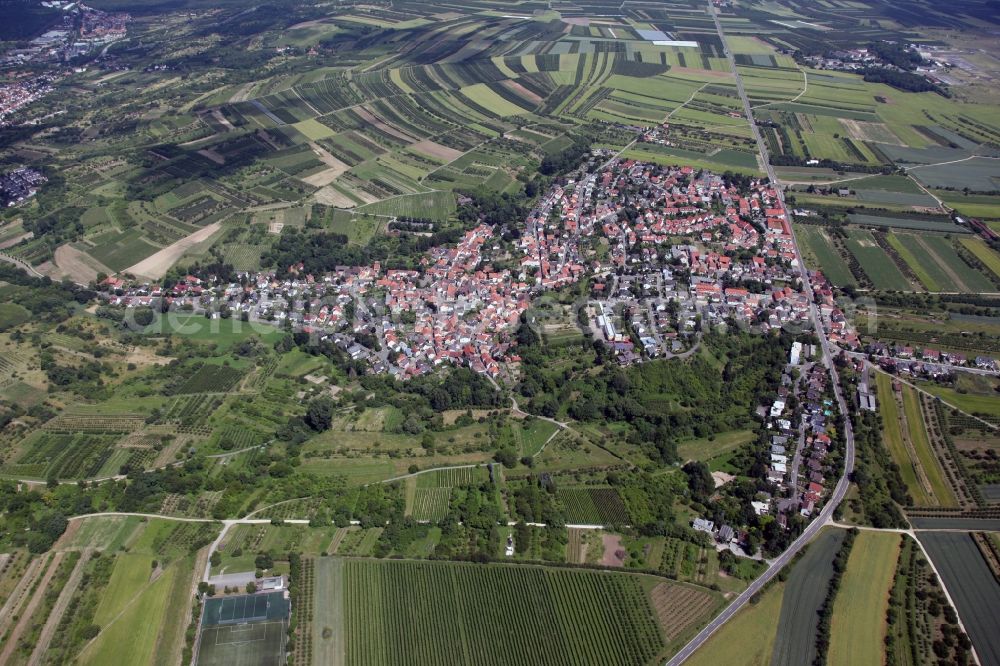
665 5 857 664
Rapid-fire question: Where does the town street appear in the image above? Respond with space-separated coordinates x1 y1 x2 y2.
665 3 857 663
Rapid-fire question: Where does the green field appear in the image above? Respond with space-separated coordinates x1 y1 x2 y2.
676 429 755 464
771 527 847 666
960 237 1000 280
794 225 855 287
900 384 957 507
887 230 995 294
143 312 284 351
920 382 1000 418
875 372 933 506
341 559 670 665
827 531 901 666
686 581 784 666
843 228 911 290
356 190 456 221
75 518 215 666
313 557 345 666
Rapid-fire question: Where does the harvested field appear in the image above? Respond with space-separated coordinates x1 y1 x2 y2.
410 139 463 162
196 149 225 165
314 186 356 208
302 167 348 187
686 581 784 666
353 107 416 143
601 533 625 567
649 582 718 641
51 243 112 284
309 141 350 171
501 79 542 106
125 222 222 280
840 119 903 145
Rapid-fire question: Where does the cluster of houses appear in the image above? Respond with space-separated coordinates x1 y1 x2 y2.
866 343 999 374
808 269 999 374
778 357 836 521
0 168 46 207
0 77 58 125
688 339 838 541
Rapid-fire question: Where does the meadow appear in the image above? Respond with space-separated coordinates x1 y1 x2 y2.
875 372 956 507
685 580 784 666
827 532 901 666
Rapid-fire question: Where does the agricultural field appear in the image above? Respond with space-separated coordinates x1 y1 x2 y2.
842 227 913 291
5 2 1000 664
340 558 700 666
874 372 956 507
919 375 1000 418
312 557 345 666
827 531 902 666
685 580 785 666
0 516 218 666
793 224 856 288
557 486 629 524
771 527 847 666
919 532 1000 666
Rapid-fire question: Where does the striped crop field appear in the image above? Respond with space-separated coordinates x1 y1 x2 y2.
415 466 489 488
342 559 668 666
558 486 630 524
410 487 451 521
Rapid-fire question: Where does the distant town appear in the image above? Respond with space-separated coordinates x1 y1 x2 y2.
0 2 129 125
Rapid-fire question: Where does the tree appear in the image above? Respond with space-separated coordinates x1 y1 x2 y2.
305 396 334 431
255 552 273 570
246 581 257 594
494 449 518 468
133 306 155 327
682 461 714 502
210 551 221 567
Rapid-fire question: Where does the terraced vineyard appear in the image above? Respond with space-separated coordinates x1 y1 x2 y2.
173 364 244 394
342 559 667 666
409 487 451 522
558 486 629 524
12 432 118 479
415 466 490 488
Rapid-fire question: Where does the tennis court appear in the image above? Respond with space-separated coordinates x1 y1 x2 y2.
202 592 289 627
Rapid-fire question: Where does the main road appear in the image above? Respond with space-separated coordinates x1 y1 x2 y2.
666 4 857 663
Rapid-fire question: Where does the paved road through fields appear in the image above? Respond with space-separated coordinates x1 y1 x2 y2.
665 4 857 664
